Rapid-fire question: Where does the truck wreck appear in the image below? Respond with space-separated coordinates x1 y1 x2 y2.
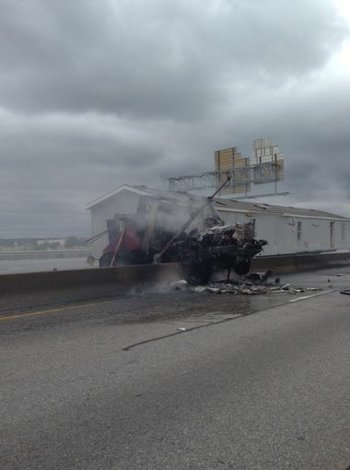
97 184 267 284
174 223 267 284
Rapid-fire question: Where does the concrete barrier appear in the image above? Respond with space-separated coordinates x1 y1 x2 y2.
252 254 297 273
1 251 350 299
252 251 350 273
0 264 182 313
0 263 182 296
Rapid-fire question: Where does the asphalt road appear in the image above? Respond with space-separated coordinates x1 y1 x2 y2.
1 268 350 469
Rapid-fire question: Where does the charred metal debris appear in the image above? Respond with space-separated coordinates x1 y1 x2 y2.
170 272 323 296
174 223 267 285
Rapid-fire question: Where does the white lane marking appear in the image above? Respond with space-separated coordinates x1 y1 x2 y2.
289 289 337 303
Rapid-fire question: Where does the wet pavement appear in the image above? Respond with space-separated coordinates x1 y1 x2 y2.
1 266 350 339
1 266 350 470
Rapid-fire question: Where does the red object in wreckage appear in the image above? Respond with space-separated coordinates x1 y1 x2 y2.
120 225 142 251
101 224 144 267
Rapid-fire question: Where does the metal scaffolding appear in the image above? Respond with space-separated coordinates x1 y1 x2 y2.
168 160 284 194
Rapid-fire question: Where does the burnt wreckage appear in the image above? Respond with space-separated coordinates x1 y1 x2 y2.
99 189 267 284
174 224 267 284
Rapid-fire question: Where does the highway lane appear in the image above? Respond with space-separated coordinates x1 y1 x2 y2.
1 270 350 469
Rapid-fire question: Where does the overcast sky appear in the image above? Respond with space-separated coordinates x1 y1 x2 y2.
1 0 350 237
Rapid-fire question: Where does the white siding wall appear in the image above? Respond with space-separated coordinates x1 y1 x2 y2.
335 220 350 249
217 209 350 255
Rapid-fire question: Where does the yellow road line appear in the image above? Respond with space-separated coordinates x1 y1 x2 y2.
0 303 84 322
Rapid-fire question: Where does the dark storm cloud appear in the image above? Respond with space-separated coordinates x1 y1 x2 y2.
0 0 349 236
247 78 350 196
0 0 346 118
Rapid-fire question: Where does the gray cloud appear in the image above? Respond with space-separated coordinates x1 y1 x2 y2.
0 0 346 117
0 0 349 237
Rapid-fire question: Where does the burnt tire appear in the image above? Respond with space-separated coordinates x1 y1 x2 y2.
233 258 251 276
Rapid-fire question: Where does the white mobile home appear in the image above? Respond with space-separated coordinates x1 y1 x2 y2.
213 199 350 256
87 185 350 259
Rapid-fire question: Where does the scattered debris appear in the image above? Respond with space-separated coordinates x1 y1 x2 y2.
168 271 322 296
170 280 188 291
193 286 208 293
188 282 322 296
281 283 290 290
205 287 221 294
189 282 270 295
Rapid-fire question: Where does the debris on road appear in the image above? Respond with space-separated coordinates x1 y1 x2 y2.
170 280 188 291
168 271 323 296
188 282 322 296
